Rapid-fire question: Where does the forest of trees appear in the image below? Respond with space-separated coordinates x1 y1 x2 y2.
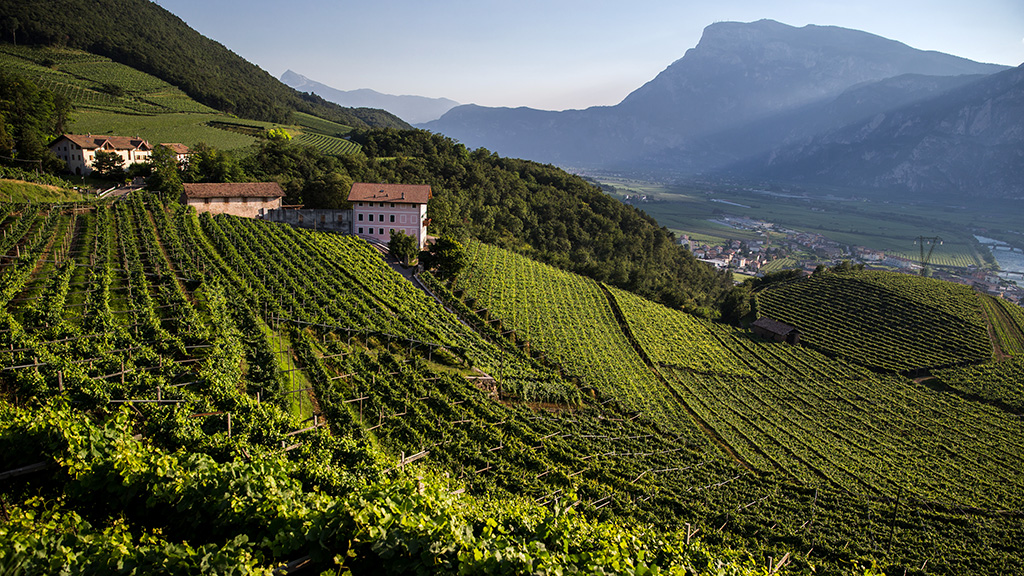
2 0 410 128
0 69 70 171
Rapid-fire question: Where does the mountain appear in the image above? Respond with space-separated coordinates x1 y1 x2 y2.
736 63 1024 197
421 19 1012 192
281 70 459 124
2 0 410 129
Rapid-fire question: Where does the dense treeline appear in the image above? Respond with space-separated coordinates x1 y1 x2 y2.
0 69 69 170
0 0 409 128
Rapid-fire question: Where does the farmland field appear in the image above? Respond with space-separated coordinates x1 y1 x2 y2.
292 132 362 155
3 44 360 155
595 176 1020 272
754 269 992 371
70 111 259 150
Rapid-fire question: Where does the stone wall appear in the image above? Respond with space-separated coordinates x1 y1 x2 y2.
263 208 352 233
186 197 282 219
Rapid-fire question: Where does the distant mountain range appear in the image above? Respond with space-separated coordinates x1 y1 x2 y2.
420 19 1019 198
281 70 460 124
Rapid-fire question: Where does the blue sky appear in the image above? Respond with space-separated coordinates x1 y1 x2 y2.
158 0 1024 110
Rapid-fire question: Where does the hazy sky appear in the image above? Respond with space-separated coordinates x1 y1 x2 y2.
158 0 1024 111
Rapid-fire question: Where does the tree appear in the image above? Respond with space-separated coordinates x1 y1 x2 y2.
1 16 17 46
0 70 66 171
91 150 124 179
420 235 466 278
184 142 246 183
388 231 418 266
146 144 183 201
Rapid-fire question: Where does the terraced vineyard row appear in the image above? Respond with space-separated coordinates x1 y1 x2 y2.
933 357 1024 414
3 198 1023 574
0 45 217 115
453 241 708 440
292 132 362 155
754 270 992 371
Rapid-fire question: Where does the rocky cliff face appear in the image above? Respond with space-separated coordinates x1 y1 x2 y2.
742 64 1024 197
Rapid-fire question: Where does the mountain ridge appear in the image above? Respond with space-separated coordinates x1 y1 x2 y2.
421 19 1016 196
281 70 460 124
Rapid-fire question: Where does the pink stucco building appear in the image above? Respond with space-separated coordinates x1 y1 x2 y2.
348 183 432 249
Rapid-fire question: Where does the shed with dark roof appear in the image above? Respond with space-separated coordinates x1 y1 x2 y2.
751 317 801 345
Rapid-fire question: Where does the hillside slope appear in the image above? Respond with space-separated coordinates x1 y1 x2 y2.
754 269 993 371
0 198 1021 574
2 0 410 128
738 64 1024 197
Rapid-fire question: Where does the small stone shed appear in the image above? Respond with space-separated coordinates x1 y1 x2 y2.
751 317 801 345
181 182 285 219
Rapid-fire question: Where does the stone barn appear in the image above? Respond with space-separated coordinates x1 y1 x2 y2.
181 182 285 219
751 317 801 345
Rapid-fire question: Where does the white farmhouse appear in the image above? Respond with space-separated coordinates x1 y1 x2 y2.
49 134 153 176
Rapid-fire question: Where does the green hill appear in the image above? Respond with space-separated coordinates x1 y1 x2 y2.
753 269 993 372
1 0 409 128
2 197 1021 575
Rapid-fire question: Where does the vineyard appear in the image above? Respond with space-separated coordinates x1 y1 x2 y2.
1 44 362 155
292 132 363 156
0 45 217 115
450 239 1024 574
753 270 993 372
1 197 1022 574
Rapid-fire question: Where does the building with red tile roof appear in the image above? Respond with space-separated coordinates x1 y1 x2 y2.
347 183 431 249
181 182 285 219
49 134 153 176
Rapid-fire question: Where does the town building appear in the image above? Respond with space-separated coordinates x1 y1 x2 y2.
161 143 192 167
181 182 285 219
348 183 432 249
50 134 153 176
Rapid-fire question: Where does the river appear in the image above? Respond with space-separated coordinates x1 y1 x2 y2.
974 235 1024 285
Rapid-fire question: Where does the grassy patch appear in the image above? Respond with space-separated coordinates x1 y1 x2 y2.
0 180 87 202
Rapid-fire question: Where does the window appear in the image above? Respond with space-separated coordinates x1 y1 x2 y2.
358 227 364 234
379 214 384 222
389 214 395 223
358 213 363 221
389 229 395 235
379 202 385 207
204 198 210 204
358 202 363 207
390 203 395 208
367 214 373 222
379 228 384 235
